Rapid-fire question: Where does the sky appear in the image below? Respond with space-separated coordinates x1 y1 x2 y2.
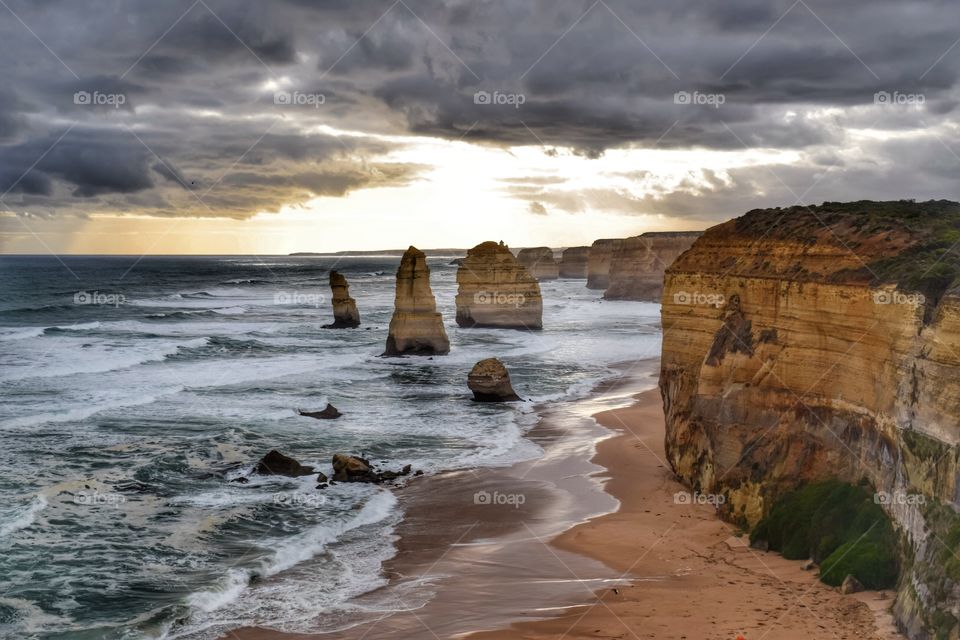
0 0 958 254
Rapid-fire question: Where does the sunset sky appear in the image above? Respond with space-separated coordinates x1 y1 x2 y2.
1 0 958 254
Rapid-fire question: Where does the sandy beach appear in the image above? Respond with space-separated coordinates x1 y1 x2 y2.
224 363 904 640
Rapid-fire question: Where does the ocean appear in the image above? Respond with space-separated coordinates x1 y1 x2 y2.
0 255 661 639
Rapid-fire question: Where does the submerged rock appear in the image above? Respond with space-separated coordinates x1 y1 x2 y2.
559 246 590 279
254 450 315 477
468 358 521 401
455 241 543 330
322 270 360 328
297 403 342 420
516 247 559 280
384 246 450 356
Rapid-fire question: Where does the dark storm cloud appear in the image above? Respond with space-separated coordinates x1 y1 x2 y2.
0 0 959 220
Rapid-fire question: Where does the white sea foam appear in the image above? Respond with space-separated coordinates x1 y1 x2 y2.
0 495 47 536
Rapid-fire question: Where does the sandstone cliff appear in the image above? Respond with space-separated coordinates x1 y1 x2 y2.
516 247 559 281
560 246 590 278
658 200 960 638
384 246 450 356
603 231 701 301
586 239 623 289
455 241 543 330
322 270 360 328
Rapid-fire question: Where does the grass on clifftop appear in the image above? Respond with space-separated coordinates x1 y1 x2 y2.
750 479 899 589
739 199 960 303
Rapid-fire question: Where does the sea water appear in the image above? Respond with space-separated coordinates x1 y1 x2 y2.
0 255 661 639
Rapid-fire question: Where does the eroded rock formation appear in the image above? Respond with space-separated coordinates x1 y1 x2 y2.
322 270 360 328
559 246 590 278
603 231 701 301
517 247 559 280
254 450 315 477
297 404 341 420
586 239 623 289
384 246 450 356
468 358 521 401
658 200 960 639
455 241 543 330
331 454 413 484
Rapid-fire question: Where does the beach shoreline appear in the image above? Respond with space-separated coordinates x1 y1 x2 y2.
223 360 903 640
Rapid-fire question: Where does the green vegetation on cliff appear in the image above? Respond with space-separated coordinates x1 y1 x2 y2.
750 480 899 589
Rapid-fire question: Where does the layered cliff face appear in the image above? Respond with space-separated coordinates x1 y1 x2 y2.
586 239 623 289
455 241 543 329
516 247 559 281
385 246 450 356
603 231 701 301
559 246 589 278
322 270 360 328
659 200 960 639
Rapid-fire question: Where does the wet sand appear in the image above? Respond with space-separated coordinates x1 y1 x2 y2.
223 361 904 640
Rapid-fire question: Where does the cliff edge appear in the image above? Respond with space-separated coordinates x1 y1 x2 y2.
659 200 960 639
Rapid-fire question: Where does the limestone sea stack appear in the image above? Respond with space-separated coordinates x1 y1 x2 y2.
384 246 450 356
559 246 590 278
516 247 559 280
603 231 701 301
455 241 543 330
658 200 960 638
586 239 624 289
322 270 360 328
467 358 521 401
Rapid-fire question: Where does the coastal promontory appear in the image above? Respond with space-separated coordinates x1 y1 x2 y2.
603 231 700 301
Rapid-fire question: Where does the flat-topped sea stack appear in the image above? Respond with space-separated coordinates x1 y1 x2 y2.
384 246 450 356
658 200 960 639
586 239 623 289
603 231 701 301
322 270 361 328
559 246 589 278
455 241 543 330
516 247 559 281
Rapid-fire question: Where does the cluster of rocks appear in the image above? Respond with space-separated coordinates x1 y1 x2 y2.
249 450 417 487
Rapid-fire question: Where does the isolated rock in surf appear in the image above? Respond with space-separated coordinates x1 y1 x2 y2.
322 270 360 328
384 246 450 356
559 246 590 278
297 403 342 420
516 246 559 280
455 241 543 330
468 358 521 402
586 238 624 289
254 450 315 477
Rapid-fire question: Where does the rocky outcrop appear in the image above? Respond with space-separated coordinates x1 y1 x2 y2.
322 270 360 328
559 246 590 278
603 231 701 301
659 200 960 639
297 404 341 420
384 246 450 356
516 247 559 280
586 239 624 289
254 450 315 477
468 358 521 401
455 241 543 330
331 454 413 484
